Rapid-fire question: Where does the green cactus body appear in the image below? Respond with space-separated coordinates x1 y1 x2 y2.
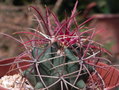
22 1 105 89
35 82 44 89
76 79 86 89
23 42 93 90
23 68 37 86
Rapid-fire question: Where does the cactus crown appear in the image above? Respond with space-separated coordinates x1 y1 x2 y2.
3 1 111 90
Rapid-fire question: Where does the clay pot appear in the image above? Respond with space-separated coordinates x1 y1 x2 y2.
93 62 119 89
90 14 119 55
0 58 119 89
0 56 30 89
0 56 30 77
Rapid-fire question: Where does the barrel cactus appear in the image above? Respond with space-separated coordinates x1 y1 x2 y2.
3 1 111 90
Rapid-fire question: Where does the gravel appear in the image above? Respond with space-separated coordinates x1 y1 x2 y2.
0 74 33 90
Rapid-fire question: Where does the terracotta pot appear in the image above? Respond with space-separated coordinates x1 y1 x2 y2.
0 56 30 89
90 14 119 55
93 62 119 90
0 58 119 89
0 56 30 77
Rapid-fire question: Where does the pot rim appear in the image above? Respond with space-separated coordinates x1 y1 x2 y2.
92 14 119 19
0 59 119 90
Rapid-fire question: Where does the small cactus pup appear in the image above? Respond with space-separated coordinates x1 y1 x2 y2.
5 1 111 90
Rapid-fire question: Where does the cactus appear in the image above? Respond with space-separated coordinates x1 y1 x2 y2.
23 42 90 90
0 1 111 90
20 1 111 89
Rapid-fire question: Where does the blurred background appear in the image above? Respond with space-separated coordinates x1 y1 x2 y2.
0 0 119 63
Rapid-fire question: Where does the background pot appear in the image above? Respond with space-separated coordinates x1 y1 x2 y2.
90 14 119 55
0 58 119 89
